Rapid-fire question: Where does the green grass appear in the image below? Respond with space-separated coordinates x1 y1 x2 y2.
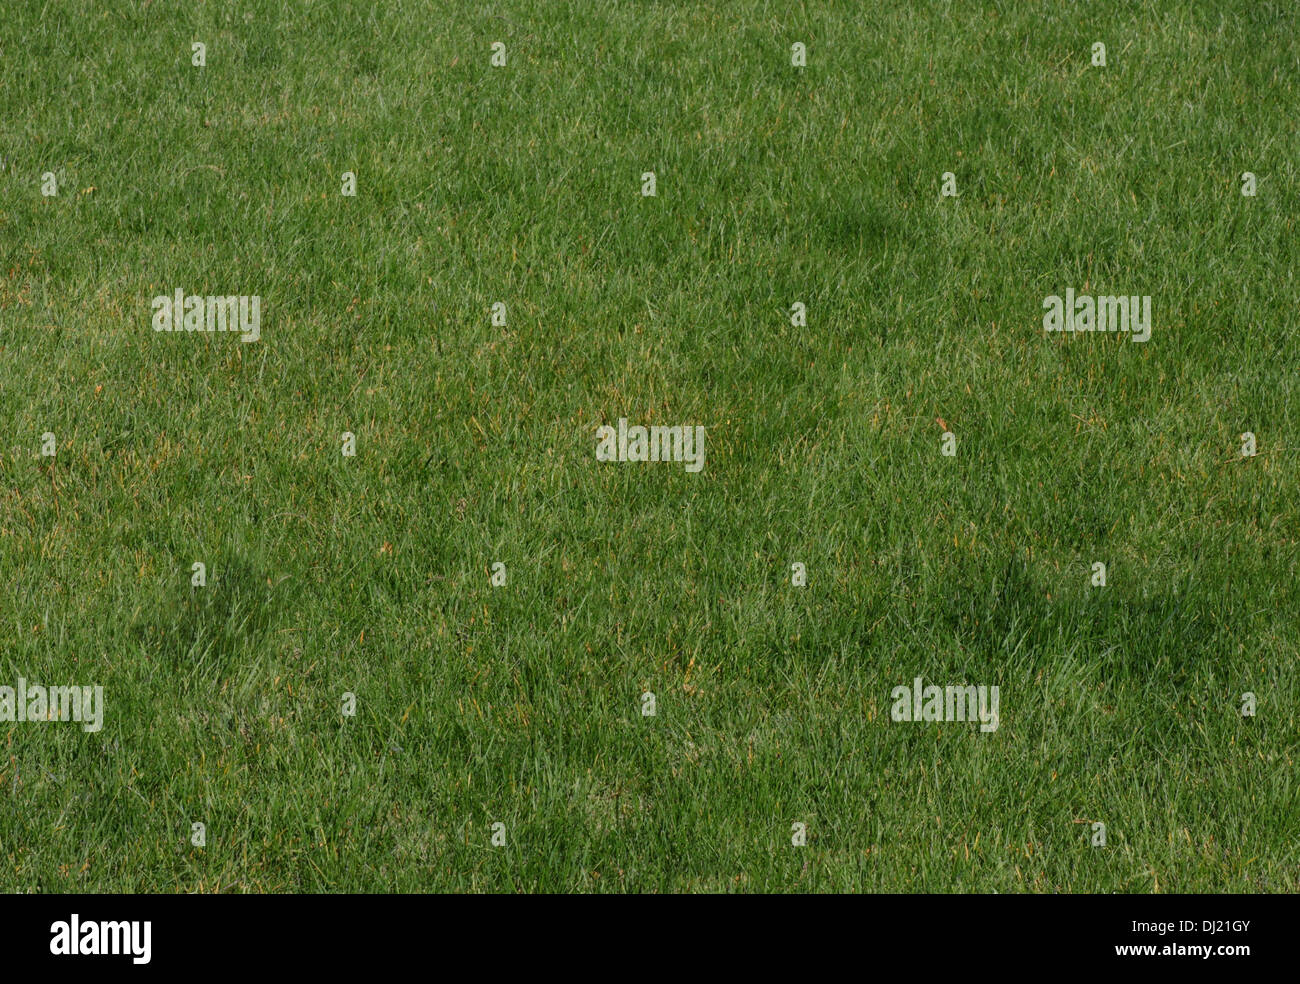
1 0 1297 892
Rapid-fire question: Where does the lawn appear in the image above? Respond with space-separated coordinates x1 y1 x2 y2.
0 0 1296 892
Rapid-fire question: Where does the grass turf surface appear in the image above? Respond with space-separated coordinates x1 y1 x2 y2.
0 0 1297 892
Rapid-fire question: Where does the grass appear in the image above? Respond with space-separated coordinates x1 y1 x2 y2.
0 0 1297 892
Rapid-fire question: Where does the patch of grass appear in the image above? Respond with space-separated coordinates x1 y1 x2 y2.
0 0 1296 892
